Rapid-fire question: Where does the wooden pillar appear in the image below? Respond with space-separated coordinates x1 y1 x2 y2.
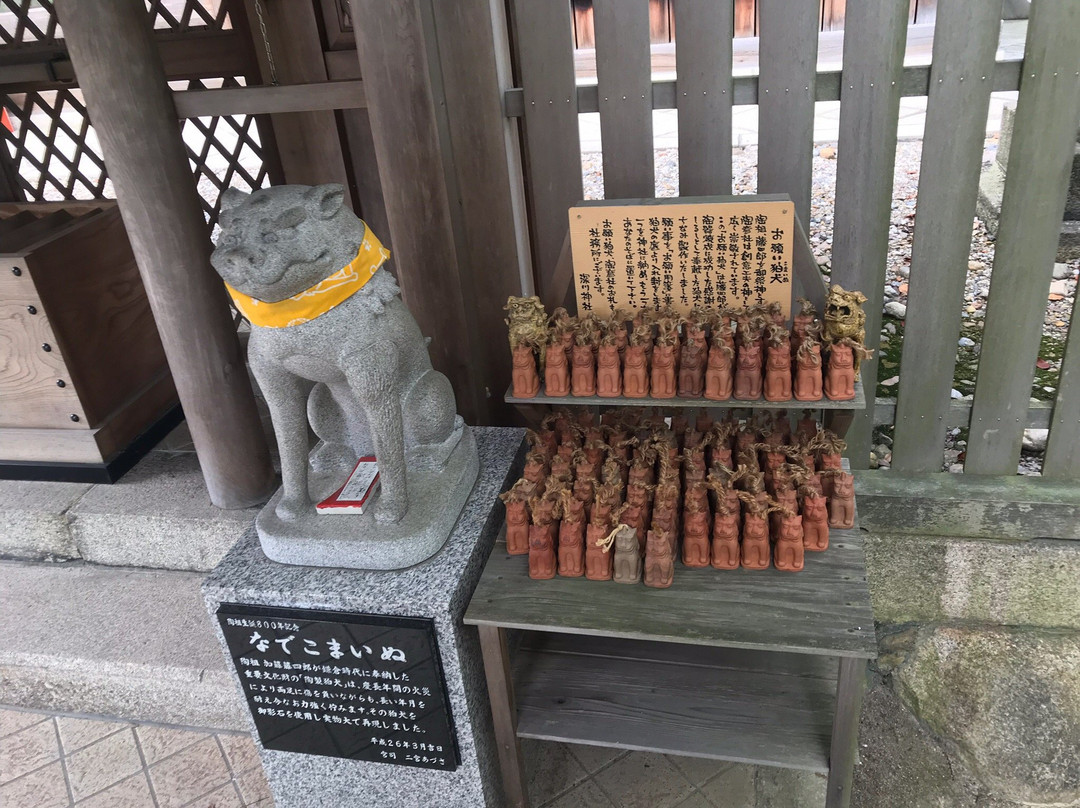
350 0 527 425
55 0 276 509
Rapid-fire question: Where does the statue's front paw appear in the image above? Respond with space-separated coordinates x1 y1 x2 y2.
275 496 309 521
373 495 407 524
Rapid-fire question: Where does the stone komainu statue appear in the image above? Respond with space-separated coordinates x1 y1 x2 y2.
210 183 477 569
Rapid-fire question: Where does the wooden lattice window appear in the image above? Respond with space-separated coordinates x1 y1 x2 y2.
178 77 271 229
0 0 59 44
146 0 230 31
1 89 110 200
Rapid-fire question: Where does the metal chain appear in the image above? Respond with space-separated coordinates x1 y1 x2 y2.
252 0 278 86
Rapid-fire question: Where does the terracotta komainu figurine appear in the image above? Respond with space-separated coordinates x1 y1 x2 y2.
733 321 764 400
623 329 650 398
544 334 570 396
824 338 867 401
773 510 805 572
499 481 531 555
527 487 559 580
610 524 642 584
571 332 597 397
790 297 818 353
644 528 675 588
764 325 793 402
511 341 540 398
710 500 741 570
557 491 586 577
651 334 678 399
800 486 830 551
828 471 855 529
678 340 706 398
704 336 735 401
737 489 773 570
585 521 613 581
596 332 623 397
794 336 823 401
681 484 711 568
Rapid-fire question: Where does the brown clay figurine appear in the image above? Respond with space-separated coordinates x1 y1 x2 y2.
511 341 540 398
623 328 650 398
790 298 817 351
500 481 531 555
681 484 711 568
585 521 613 581
737 489 772 570
828 471 855 528
544 334 570 396
609 524 642 584
764 324 793 402
571 333 597 397
710 501 741 570
733 321 764 400
773 510 805 572
644 528 675 588
527 487 559 580
704 332 735 401
678 339 706 397
596 331 623 397
824 338 866 401
800 486 830 551
505 295 548 355
651 333 678 399
794 336 823 401
557 490 586 577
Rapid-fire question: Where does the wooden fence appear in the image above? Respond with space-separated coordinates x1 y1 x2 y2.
508 0 1080 477
1 0 1076 487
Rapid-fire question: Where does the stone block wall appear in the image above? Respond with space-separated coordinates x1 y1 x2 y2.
853 517 1080 805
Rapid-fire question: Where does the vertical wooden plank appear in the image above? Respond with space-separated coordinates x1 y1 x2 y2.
55 0 276 509
757 0 819 227
509 0 583 301
427 0 532 423
351 0 483 422
241 0 353 198
825 657 866 808
828 0 908 468
965 0 1080 475
593 0 654 199
890 0 1000 474
1044 296 1080 477
673 0 734 196
478 625 530 808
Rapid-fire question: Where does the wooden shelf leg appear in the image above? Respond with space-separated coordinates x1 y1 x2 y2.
824 410 855 440
478 625 530 808
825 657 866 808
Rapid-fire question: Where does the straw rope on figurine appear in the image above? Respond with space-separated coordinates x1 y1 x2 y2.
501 410 853 585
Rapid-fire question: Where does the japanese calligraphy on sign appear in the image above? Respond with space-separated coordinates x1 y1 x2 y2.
569 195 794 319
217 604 459 771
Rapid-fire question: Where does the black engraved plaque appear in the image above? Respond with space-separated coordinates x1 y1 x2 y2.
217 603 459 771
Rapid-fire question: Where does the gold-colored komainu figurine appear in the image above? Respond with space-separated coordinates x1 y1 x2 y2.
503 296 548 351
823 284 868 379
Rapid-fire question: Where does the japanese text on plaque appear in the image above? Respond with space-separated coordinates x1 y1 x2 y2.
570 198 794 319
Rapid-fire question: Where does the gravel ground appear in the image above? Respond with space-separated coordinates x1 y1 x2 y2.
583 139 1080 475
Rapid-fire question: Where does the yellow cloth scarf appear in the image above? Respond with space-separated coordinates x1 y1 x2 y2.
225 226 390 328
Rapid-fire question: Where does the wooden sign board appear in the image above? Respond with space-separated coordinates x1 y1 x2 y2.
569 195 794 319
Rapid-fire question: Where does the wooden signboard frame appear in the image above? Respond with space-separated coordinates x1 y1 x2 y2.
544 194 827 320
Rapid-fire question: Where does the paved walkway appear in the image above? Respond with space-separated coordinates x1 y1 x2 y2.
0 707 270 808
0 705 824 807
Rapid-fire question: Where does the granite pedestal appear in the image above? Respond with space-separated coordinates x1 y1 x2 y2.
203 426 524 808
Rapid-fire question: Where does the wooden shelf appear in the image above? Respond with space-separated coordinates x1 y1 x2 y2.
504 381 865 410
513 632 837 772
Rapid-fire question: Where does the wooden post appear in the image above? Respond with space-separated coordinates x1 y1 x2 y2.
478 624 530 808
55 0 276 509
350 0 526 424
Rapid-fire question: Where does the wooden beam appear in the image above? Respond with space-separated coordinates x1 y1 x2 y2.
54 0 276 509
172 80 366 118
350 0 484 422
240 0 352 196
